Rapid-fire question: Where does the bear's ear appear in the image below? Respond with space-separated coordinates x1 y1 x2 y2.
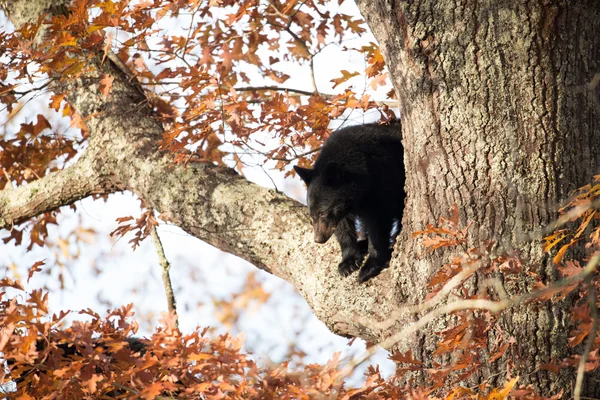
294 166 314 185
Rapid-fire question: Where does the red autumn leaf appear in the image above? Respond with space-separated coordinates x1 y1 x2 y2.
20 114 51 136
569 321 591 347
140 382 177 399
557 260 583 278
29 289 49 313
489 341 510 363
539 359 562 374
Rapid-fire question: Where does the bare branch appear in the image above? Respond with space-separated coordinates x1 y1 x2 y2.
339 252 600 382
233 86 398 108
151 226 179 326
271 146 322 162
234 85 316 97
265 0 291 23
362 259 483 331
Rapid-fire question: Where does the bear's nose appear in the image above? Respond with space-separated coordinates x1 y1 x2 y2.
314 234 327 244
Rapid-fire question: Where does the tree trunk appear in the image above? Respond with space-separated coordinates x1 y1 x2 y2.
357 0 600 394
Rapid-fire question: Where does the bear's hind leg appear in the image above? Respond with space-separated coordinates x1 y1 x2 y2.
358 216 394 283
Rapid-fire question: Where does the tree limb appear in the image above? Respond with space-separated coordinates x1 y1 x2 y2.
0 0 402 345
0 154 117 228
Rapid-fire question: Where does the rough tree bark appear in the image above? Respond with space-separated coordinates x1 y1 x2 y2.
356 0 600 394
1 0 599 395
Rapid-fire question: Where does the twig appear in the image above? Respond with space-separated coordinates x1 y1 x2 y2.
266 19 318 94
151 226 179 326
338 252 600 383
289 0 309 19
363 259 483 331
309 55 319 96
574 276 598 400
234 85 316 97
111 383 139 394
232 86 398 108
272 146 322 162
11 79 52 96
181 3 202 58
265 0 291 22
216 77 228 142
1 168 14 189
273 0 319 94
15 161 41 180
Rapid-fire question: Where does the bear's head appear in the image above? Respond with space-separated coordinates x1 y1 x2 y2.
294 162 360 243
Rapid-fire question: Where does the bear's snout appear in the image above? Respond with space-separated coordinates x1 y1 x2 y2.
313 219 335 243
314 233 330 243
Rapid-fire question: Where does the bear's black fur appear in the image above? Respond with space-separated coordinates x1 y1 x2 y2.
294 120 405 283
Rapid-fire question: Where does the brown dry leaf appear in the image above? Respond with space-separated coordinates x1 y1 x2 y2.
99 74 114 97
49 93 66 111
389 350 422 365
27 260 45 283
0 277 25 290
330 70 360 89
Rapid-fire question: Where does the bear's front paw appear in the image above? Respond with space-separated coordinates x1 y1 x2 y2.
338 258 361 277
358 257 388 283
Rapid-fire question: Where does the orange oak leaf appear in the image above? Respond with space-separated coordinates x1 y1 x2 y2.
99 74 114 97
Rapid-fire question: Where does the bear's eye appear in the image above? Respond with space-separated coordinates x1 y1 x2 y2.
318 211 327 218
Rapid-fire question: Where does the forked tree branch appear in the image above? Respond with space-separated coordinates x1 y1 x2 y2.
0 0 399 346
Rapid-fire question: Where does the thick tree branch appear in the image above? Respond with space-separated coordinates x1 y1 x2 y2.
0 154 117 228
1 0 400 345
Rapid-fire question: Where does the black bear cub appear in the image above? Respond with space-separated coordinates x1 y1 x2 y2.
294 120 405 283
